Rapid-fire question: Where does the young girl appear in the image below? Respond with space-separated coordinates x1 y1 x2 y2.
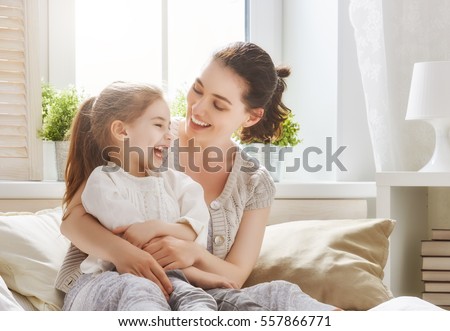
62 81 248 310
57 42 338 311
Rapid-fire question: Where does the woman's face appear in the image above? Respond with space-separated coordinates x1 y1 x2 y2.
185 60 252 146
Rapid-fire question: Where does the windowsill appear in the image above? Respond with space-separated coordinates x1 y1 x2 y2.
0 180 376 199
0 181 65 199
275 181 376 199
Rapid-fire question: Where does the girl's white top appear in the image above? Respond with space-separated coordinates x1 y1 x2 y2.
80 164 209 274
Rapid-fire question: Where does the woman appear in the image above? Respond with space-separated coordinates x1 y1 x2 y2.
57 41 337 311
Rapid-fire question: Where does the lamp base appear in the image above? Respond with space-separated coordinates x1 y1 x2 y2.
419 119 450 172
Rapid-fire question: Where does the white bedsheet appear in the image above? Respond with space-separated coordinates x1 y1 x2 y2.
369 296 445 311
0 276 24 311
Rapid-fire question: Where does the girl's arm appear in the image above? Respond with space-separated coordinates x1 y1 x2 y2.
114 221 197 249
181 267 237 290
146 207 269 288
61 184 173 297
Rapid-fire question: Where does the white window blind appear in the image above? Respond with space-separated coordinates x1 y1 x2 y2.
0 0 41 180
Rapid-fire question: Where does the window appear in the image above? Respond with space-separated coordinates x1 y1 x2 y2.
75 0 246 99
2 1 370 185
0 0 41 180
1 0 247 182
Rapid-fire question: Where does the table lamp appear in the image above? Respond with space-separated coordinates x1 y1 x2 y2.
406 61 450 172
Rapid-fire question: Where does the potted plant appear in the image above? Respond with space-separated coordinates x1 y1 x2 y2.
269 111 302 148
39 83 83 181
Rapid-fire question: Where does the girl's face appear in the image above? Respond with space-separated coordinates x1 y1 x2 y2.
124 98 172 174
185 60 254 146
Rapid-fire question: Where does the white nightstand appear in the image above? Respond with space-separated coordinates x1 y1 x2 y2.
376 171 450 297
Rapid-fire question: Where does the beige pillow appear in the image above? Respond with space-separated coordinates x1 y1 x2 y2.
0 208 69 311
244 218 395 310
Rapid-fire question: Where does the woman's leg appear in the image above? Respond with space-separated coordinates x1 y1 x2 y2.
63 271 171 311
241 280 337 311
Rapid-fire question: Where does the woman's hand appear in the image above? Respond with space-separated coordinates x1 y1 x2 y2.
111 240 173 299
143 236 201 270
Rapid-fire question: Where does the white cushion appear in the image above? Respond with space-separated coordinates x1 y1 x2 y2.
0 275 23 311
0 208 69 310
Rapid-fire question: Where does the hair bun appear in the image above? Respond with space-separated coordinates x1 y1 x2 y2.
276 66 291 78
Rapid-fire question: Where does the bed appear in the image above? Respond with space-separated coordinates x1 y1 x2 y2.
0 197 443 311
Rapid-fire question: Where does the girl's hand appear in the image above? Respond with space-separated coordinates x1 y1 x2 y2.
143 236 200 270
112 241 173 299
193 273 238 290
113 221 163 248
183 268 238 290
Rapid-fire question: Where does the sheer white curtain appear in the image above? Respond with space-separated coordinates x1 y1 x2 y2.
349 0 450 171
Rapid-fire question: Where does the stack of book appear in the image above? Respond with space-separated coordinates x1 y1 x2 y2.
421 228 450 310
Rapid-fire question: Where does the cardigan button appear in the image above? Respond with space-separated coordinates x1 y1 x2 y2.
214 235 225 246
210 200 221 210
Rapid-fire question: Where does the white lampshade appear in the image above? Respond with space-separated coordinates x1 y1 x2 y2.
406 61 450 172
406 61 450 120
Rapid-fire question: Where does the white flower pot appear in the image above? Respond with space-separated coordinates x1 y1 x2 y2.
43 140 57 180
244 143 282 182
55 141 70 181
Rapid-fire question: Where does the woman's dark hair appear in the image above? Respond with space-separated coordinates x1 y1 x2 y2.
212 41 291 144
63 81 164 210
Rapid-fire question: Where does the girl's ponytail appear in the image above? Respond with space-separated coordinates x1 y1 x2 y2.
63 97 103 209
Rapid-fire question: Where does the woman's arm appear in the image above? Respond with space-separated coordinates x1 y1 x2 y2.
61 183 173 297
195 207 269 288
145 207 269 288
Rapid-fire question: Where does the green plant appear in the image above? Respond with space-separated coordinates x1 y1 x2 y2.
271 111 302 147
169 89 187 118
39 83 83 141
234 111 302 147
41 82 56 121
